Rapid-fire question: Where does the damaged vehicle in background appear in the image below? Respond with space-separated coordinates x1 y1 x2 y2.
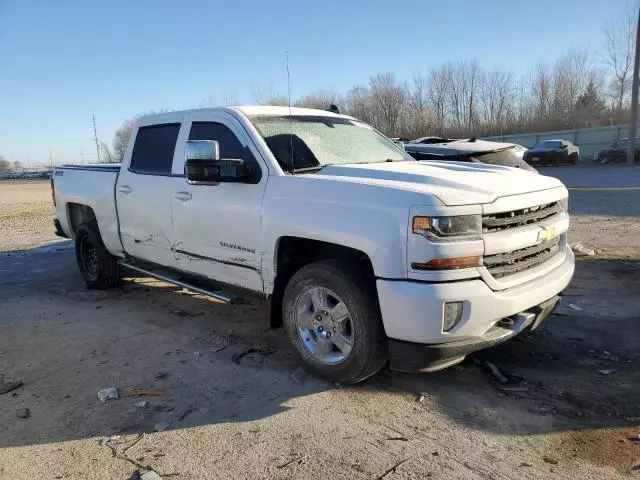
51 106 573 384
404 138 537 172
597 137 640 164
523 139 579 166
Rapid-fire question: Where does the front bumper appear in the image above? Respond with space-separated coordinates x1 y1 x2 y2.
377 248 574 372
389 296 559 372
525 152 563 165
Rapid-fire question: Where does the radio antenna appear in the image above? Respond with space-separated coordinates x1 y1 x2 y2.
286 51 295 174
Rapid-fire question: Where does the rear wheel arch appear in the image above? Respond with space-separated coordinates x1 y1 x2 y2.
67 203 97 236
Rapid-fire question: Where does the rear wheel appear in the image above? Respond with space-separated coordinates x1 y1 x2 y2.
75 222 121 289
282 259 388 384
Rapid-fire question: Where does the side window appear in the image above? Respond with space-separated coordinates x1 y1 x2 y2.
130 123 181 175
189 122 262 183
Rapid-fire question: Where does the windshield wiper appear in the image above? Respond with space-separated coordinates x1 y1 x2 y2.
289 164 330 174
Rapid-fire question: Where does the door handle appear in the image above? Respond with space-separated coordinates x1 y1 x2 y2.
173 191 192 201
118 185 132 194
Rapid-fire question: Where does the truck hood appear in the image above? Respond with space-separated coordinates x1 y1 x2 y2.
314 160 564 206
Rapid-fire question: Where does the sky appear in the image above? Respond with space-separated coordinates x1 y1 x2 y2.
0 0 634 165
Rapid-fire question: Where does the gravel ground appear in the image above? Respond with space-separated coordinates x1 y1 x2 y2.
0 180 58 252
0 166 639 479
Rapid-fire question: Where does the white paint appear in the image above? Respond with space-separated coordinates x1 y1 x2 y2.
53 106 573 345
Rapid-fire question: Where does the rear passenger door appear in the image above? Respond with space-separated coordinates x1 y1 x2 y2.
116 119 185 266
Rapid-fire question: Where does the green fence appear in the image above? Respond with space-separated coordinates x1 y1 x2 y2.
483 125 629 160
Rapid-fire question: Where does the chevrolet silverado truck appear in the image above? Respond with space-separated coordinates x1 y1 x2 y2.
52 106 574 383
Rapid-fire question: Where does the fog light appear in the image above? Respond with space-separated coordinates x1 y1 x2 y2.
443 302 463 331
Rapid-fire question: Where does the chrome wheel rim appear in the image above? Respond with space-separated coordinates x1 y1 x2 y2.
295 286 354 365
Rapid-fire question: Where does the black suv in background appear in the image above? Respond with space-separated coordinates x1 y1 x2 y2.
523 139 579 166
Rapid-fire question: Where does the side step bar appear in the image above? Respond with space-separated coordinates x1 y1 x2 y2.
119 262 238 304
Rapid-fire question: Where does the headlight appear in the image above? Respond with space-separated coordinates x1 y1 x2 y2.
412 215 482 242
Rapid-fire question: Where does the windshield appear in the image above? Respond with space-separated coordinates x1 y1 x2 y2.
248 115 412 172
535 141 562 148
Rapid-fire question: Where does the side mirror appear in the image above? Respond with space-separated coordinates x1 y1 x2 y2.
184 140 245 184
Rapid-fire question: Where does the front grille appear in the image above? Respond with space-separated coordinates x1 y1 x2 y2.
484 237 561 278
482 201 561 233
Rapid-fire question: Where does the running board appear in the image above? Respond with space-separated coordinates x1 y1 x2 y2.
119 261 238 304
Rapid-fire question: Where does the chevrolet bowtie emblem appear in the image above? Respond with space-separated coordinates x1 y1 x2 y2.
539 227 556 242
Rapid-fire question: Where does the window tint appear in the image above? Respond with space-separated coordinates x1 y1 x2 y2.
189 122 261 183
130 123 180 175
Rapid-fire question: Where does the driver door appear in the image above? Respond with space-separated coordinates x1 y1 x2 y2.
169 113 267 292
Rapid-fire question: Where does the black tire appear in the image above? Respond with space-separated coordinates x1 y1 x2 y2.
282 259 388 384
75 221 121 289
569 153 578 165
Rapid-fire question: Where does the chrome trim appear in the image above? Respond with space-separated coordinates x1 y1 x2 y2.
119 261 236 303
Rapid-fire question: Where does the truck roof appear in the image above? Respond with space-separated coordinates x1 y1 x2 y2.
138 106 350 124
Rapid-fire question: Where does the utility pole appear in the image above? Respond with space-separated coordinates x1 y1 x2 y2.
627 6 640 165
93 114 101 163
80 146 85 164
49 148 53 171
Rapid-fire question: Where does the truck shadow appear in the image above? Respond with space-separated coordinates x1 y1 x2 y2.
1 246 639 471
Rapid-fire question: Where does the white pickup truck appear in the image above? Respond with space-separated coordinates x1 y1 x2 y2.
52 106 574 383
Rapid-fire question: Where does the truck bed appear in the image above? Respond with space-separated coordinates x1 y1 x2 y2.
53 164 124 256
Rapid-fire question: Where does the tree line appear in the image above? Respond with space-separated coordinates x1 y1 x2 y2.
101 7 638 162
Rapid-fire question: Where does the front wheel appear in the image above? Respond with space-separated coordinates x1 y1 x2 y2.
282 259 388 384
75 222 121 289
569 153 578 165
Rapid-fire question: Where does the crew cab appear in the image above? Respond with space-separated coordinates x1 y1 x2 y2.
52 106 574 383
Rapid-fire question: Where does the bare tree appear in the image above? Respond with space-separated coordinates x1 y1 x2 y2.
448 61 482 134
12 160 22 170
249 82 288 106
204 91 239 107
367 73 405 135
344 84 373 124
0 155 9 170
401 73 435 138
295 89 342 110
112 118 137 162
428 66 451 136
530 62 552 122
603 9 636 121
99 141 115 163
480 68 515 135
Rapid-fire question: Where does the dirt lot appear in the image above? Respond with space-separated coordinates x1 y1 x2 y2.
1 167 639 479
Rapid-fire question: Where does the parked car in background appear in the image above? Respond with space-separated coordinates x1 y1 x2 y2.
52 106 573 384
404 138 537 172
597 137 640 164
523 140 579 166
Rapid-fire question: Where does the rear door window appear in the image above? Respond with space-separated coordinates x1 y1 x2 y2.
130 123 181 175
188 122 262 183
